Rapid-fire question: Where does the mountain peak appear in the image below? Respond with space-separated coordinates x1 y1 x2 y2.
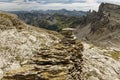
99 3 120 12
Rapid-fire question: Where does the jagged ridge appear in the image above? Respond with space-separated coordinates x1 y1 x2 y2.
77 3 120 48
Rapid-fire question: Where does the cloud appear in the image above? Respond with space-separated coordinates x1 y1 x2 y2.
0 0 119 11
0 1 100 11
86 0 96 3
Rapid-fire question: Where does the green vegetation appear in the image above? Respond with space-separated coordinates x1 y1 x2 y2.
15 12 86 32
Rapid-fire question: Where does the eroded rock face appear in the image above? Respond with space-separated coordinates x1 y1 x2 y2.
99 3 120 14
77 3 120 48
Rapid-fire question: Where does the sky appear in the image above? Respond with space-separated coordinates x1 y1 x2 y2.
0 0 119 11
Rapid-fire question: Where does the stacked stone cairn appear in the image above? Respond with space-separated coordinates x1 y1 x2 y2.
61 28 77 45
61 28 83 80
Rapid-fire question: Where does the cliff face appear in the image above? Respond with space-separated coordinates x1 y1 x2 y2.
77 3 120 48
99 3 120 14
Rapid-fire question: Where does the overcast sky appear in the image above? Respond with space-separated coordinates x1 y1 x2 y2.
0 0 119 11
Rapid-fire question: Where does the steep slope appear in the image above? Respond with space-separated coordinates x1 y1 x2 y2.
77 3 120 49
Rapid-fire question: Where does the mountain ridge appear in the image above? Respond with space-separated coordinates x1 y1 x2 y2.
77 3 120 49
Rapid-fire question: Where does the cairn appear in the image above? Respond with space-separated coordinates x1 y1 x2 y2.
61 28 77 45
62 28 83 80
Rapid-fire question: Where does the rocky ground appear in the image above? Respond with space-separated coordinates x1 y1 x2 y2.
0 12 84 80
81 42 120 80
0 12 61 79
2 40 83 80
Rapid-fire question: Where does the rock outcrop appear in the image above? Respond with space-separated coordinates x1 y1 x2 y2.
77 3 120 49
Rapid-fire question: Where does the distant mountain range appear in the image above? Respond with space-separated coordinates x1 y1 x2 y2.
11 9 86 17
36 9 86 17
9 9 86 31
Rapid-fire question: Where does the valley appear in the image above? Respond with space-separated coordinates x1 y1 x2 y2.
9 9 86 32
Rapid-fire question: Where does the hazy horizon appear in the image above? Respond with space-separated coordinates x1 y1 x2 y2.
0 0 120 11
